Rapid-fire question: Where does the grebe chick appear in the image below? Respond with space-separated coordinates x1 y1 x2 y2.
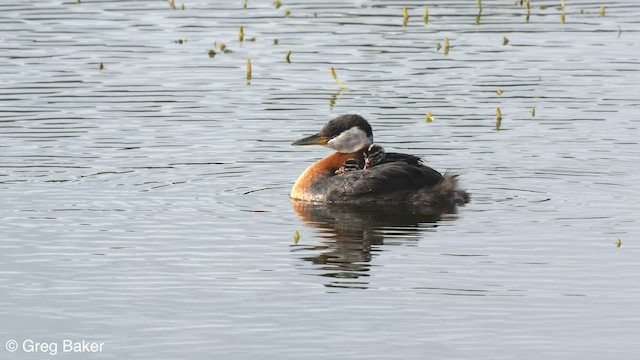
363 143 386 170
335 144 386 174
335 158 361 175
290 114 469 206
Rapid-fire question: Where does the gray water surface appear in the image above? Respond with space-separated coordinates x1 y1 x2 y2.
1 0 639 359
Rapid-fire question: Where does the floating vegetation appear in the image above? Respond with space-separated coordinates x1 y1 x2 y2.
561 0 566 24
239 26 244 42
503 36 509 45
423 7 429 24
208 49 216 58
212 42 231 54
402 7 409 27
599 6 605 16
243 0 247 9
426 112 434 123
616 238 622 248
167 0 184 10
98 62 104 70
496 107 502 130
247 58 252 82
284 7 291 17
475 7 482 26
525 0 530 22
329 88 345 109
329 67 346 90
175 38 187 44
273 38 279 45
436 42 441 51
531 107 536 117
76 0 81 4
444 37 450 55
285 50 291 63
496 89 503 96
273 0 282 9
294 230 300 244
476 0 482 9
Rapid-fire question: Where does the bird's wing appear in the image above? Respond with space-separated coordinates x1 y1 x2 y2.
324 162 444 201
381 152 424 166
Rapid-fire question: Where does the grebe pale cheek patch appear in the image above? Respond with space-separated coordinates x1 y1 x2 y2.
326 126 373 153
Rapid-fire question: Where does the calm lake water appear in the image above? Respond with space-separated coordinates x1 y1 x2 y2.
1 0 639 358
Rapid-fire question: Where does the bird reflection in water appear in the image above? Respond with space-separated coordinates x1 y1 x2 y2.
291 200 458 289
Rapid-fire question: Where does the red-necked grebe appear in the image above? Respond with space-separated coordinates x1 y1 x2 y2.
290 114 469 206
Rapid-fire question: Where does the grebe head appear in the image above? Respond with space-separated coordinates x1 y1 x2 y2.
363 144 386 169
292 114 373 153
